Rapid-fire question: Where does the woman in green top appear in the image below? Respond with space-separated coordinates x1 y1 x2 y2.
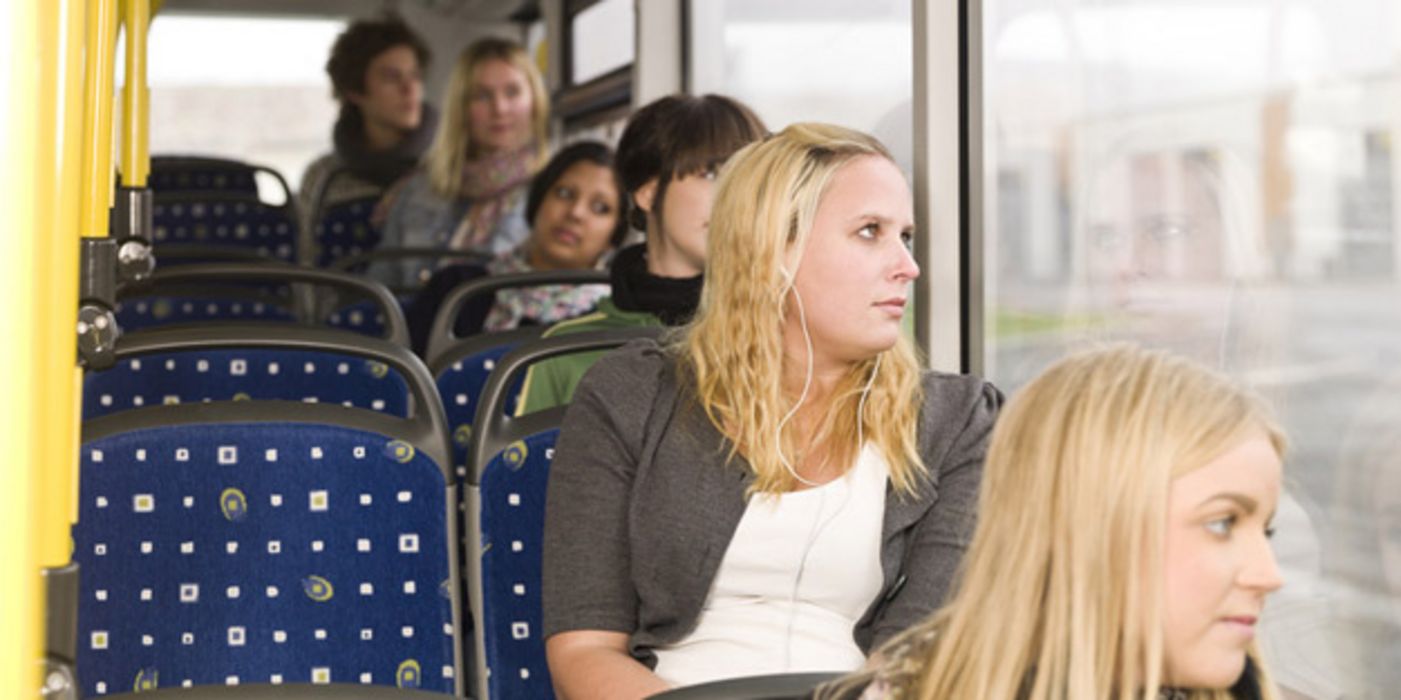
514 93 766 414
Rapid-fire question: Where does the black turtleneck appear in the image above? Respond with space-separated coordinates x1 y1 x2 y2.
608 243 703 326
332 102 439 187
1158 657 1264 700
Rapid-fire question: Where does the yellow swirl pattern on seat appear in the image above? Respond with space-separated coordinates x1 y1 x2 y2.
219 487 248 522
302 575 334 602
133 667 158 692
503 440 528 470
396 659 422 688
386 439 415 463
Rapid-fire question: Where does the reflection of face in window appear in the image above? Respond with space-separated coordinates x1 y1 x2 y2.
1087 150 1224 306
1077 148 1250 358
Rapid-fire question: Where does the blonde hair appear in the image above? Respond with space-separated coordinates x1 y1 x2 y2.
827 344 1285 700
680 123 926 495
425 37 550 197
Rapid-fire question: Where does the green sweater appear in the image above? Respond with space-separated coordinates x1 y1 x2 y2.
515 296 663 415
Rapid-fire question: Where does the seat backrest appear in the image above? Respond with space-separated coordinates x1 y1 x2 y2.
428 326 545 482
313 195 383 268
463 328 661 700
75 409 457 695
115 287 298 332
423 270 610 364
152 193 298 263
330 248 492 297
117 264 412 347
149 156 292 203
73 341 459 696
149 156 278 198
83 326 414 420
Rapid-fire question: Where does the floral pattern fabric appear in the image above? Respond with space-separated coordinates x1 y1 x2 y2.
480 248 610 332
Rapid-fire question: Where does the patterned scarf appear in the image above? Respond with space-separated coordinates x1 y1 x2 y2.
480 247 610 332
447 143 537 251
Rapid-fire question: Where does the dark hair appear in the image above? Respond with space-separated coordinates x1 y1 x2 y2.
526 141 629 247
615 94 767 231
325 15 430 102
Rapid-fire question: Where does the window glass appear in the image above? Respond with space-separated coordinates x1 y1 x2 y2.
687 0 913 176
984 2 1401 696
136 15 344 188
526 18 548 76
570 0 634 84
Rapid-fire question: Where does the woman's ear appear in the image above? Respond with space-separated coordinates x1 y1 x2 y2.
632 177 659 215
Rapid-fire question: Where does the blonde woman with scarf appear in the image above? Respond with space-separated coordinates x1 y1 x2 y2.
373 37 550 289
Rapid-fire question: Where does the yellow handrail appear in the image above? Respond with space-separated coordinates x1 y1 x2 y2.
120 0 151 187
34 0 92 577
6 0 143 693
1 0 86 694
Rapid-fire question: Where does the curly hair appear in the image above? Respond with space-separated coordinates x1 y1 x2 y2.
325 15 430 102
681 123 926 496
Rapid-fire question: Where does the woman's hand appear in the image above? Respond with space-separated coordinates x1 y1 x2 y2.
546 630 672 700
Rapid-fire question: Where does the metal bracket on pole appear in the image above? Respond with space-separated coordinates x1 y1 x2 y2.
112 185 155 284
39 563 78 700
77 238 120 370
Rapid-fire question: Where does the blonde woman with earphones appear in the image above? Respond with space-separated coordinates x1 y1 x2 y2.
541 123 1002 700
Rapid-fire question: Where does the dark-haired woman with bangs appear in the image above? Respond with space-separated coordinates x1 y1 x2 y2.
515 93 770 414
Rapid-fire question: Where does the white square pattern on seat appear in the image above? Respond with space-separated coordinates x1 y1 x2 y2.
77 432 453 695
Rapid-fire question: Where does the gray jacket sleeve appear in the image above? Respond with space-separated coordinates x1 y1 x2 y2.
867 375 1003 648
541 340 667 638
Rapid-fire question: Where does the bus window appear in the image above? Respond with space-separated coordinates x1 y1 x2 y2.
983 1 1401 697
687 0 913 176
569 0 634 85
129 15 345 189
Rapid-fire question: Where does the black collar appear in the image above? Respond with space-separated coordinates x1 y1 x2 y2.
609 244 703 325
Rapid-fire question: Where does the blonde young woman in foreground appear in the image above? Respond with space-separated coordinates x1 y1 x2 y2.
824 345 1285 700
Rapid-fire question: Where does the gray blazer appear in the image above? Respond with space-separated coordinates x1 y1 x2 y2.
541 338 1002 668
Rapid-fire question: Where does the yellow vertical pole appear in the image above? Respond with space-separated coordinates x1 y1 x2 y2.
2 0 66 695
81 0 119 240
59 3 89 254
121 0 150 187
41 0 113 577
34 0 92 576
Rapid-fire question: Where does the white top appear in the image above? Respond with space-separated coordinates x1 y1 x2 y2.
652 444 889 688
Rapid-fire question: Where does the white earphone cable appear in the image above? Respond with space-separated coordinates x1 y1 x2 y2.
771 266 883 669
776 282 818 487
